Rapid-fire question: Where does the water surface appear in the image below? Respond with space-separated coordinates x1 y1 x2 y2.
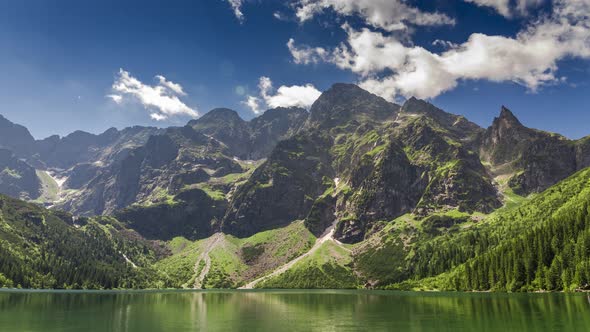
0 289 588 331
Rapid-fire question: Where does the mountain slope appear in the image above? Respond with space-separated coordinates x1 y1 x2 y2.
479 107 579 195
36 126 162 170
0 149 41 201
0 115 37 159
222 84 502 244
0 194 164 289
390 167 590 292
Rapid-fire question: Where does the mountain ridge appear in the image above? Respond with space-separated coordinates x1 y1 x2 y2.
0 83 589 291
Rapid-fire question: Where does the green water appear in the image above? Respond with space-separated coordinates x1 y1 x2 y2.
0 290 589 331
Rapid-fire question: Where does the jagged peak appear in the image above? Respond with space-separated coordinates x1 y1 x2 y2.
329 82 364 92
311 83 398 110
189 108 245 129
99 127 120 139
401 96 435 113
260 106 307 117
102 127 119 134
314 83 381 103
399 97 483 137
38 134 60 142
495 106 523 128
0 114 35 137
63 130 97 140
202 108 242 120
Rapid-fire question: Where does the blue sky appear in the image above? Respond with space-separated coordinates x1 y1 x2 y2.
0 0 588 139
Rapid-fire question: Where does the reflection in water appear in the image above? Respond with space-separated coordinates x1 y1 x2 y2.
0 290 588 331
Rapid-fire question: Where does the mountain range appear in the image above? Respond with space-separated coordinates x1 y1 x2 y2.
0 83 589 292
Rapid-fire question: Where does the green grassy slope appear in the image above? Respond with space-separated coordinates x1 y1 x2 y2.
156 221 316 289
258 240 358 289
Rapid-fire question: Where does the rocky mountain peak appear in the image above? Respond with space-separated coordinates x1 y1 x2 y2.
256 106 307 120
313 83 382 107
401 96 432 113
307 83 399 129
481 106 531 163
496 106 523 128
0 114 37 157
484 106 530 149
400 97 482 139
203 108 242 120
100 127 120 140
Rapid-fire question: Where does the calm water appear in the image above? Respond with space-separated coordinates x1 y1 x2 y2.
0 289 589 331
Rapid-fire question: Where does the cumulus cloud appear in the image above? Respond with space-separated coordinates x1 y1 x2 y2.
108 69 198 121
150 113 167 121
244 95 263 114
288 0 590 100
465 0 544 17
243 76 322 114
287 38 329 64
294 0 455 31
227 0 245 22
155 75 186 95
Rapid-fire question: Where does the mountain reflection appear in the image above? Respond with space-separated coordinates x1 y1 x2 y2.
0 290 588 331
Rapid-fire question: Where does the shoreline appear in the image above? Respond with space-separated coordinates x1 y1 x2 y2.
1 287 589 295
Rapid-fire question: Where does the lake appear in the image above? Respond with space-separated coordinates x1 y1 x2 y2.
0 289 588 331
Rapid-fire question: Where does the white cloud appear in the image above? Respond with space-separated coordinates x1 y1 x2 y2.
106 94 123 104
265 83 322 109
243 95 263 114
289 0 590 100
432 39 459 49
294 0 455 31
108 69 198 120
465 0 544 17
150 113 167 121
227 0 244 22
155 75 186 96
287 38 329 64
464 0 512 17
244 76 322 114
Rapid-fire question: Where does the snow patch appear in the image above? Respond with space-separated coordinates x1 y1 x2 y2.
47 171 67 189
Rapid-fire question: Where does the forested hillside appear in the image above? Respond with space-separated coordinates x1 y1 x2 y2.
0 195 164 289
386 168 590 292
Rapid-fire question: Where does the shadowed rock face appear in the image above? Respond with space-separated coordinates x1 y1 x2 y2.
480 106 578 195
0 149 41 200
336 140 426 243
221 84 403 240
222 132 333 238
189 107 308 160
481 106 535 165
249 107 309 159
0 115 37 159
115 188 227 241
189 108 252 158
401 97 482 140
575 137 590 170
